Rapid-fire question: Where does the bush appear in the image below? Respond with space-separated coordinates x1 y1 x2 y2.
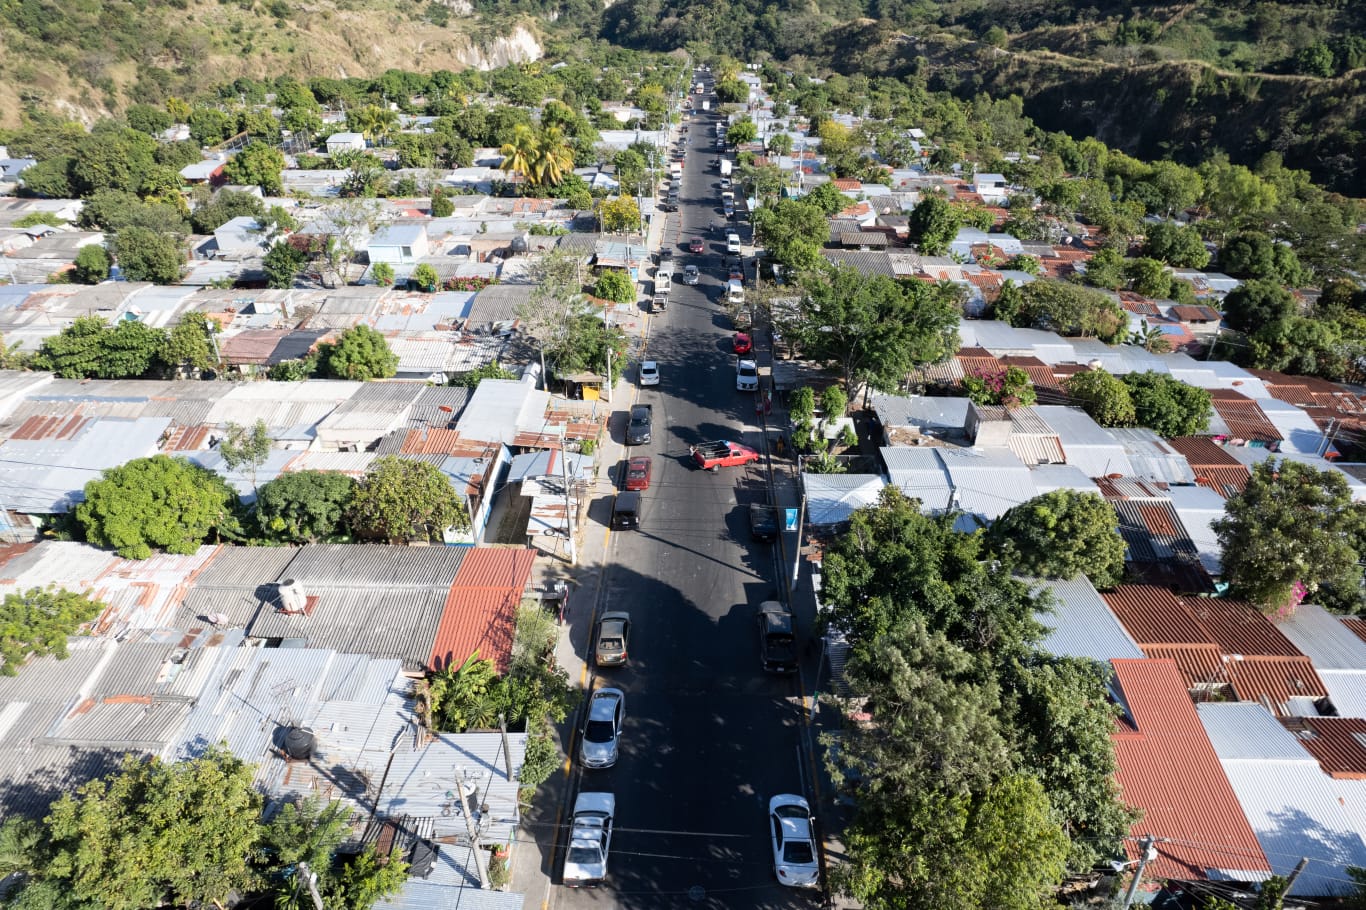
371 262 395 286
594 269 635 303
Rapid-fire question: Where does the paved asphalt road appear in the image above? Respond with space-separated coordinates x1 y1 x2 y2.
552 76 822 910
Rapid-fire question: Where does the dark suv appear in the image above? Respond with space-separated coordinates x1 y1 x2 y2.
626 404 652 445
757 601 798 674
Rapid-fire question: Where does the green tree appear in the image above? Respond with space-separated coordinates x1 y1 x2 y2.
595 269 635 304
32 316 166 380
71 244 110 284
519 248 584 380
222 142 286 194
371 262 395 286
1063 368 1136 427
988 491 1126 589
597 196 640 234
1122 371 1212 437
452 361 517 388
1142 222 1210 269
257 470 357 543
0 587 104 677
347 455 469 542
76 455 238 559
726 119 758 146
1013 280 1127 343
113 227 183 284
1001 657 1134 871
411 263 440 292
430 186 455 217
753 198 830 270
189 188 266 234
1221 278 1295 335
1248 315 1347 379
264 241 306 289
1214 459 1366 613
792 265 959 395
1220 231 1307 286
962 366 1037 408
30 748 262 910
161 311 217 376
219 419 272 498
906 195 961 256
125 104 173 136
316 325 398 381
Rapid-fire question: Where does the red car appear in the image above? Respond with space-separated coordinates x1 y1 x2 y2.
733 332 752 355
689 237 706 254
624 456 653 491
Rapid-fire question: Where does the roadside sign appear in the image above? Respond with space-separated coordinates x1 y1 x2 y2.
784 508 799 532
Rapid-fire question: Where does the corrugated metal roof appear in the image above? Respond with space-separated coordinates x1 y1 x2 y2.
801 473 887 527
1033 574 1145 661
429 586 519 673
1104 586 1211 645
1166 486 1225 575
1209 392 1281 446
249 589 446 672
1319 670 1366 719
1183 598 1303 658
280 544 469 589
1028 463 1100 496
1276 604 1366 670
1140 643 1226 688
1198 704 1366 898
870 392 969 431
937 446 1034 521
1034 405 1134 477
881 447 952 511
0 416 170 513
1290 717 1366 778
1224 656 1328 714
1106 428 1198 485
452 548 535 591
374 732 526 844
1110 658 1272 881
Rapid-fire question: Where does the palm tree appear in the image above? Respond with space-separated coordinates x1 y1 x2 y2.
532 126 575 188
1129 319 1173 354
499 124 538 186
351 105 399 147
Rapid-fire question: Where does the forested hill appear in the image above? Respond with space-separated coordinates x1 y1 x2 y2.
596 0 1366 195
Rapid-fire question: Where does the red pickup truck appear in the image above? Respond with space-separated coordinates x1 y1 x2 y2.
690 440 760 472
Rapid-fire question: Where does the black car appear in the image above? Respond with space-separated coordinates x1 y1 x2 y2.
658 202 677 213
749 504 778 542
757 601 798 674
625 404 653 445
658 248 674 263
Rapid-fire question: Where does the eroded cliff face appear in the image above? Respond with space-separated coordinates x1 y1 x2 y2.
452 25 544 70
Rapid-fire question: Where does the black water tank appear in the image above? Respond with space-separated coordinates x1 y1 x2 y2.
283 726 316 760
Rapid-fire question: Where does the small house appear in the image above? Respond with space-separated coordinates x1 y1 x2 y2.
367 223 430 265
325 132 367 156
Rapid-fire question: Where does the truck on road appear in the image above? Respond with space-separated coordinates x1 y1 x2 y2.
690 440 760 471
719 159 732 177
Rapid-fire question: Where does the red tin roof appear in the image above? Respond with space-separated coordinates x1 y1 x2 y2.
1110 658 1271 881
1224 655 1327 711
1287 717 1366 779
428 547 537 673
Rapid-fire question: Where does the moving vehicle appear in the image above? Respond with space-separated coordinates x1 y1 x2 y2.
564 792 615 886
624 456 652 491
736 358 758 392
732 306 753 330
727 232 741 253
726 279 745 305
749 503 778 541
733 332 752 354
638 360 660 386
580 688 625 769
653 291 669 313
690 440 760 471
594 612 631 667
757 601 798 674
658 248 673 264
611 491 641 530
689 237 706 254
683 264 700 285
626 404 652 445
769 795 819 887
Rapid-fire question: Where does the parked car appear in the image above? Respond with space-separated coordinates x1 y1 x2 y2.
749 503 777 541
736 358 758 392
683 264 700 285
580 688 625 769
757 601 798 674
624 456 652 491
611 491 641 530
658 248 674 264
689 237 706 254
769 794 819 887
564 792 615 886
638 360 660 386
733 332 752 355
626 404 653 445
727 232 741 253
594 612 631 667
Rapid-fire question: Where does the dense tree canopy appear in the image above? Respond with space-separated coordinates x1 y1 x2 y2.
1221 278 1296 334
906 195 961 256
347 456 469 542
1063 368 1136 427
1214 459 1366 613
1122 371 1212 437
76 455 239 559
316 325 399 381
987 491 1127 589
791 264 960 395
995 280 1127 343
256 470 357 543
113 227 184 284
32 316 166 380
0 587 104 676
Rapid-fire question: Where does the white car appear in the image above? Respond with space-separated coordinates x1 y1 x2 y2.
639 360 660 386
726 233 741 254
736 358 758 391
580 688 624 769
769 794 819 888
683 265 700 285
564 792 615 887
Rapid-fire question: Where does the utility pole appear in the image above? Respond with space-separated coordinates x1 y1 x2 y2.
790 491 806 586
455 772 490 888
1282 857 1310 896
295 862 325 910
1120 835 1158 910
559 430 577 565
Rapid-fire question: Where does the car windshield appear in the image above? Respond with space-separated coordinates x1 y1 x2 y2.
739 365 756 377
585 720 615 743
783 841 814 864
567 844 603 865
598 636 623 650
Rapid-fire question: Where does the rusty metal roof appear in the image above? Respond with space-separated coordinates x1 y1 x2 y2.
1208 391 1282 446
1224 655 1328 714
1286 717 1366 779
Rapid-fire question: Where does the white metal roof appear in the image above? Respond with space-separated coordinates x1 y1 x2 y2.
802 473 886 527
1318 670 1366 718
1276 604 1366 670
1033 574 1144 661
1034 406 1133 478
881 447 952 511
1199 702 1366 898
1028 463 1100 496
936 446 1033 521
1166 485 1226 575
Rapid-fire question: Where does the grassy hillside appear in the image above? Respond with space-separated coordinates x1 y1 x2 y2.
0 0 542 126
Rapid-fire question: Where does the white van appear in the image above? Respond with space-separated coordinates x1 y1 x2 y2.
726 233 741 254
669 163 682 181
726 279 745 304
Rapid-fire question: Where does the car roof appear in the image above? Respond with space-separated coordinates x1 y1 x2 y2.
589 688 622 719
614 491 641 508
759 600 789 616
628 456 650 468
574 791 616 815
600 610 630 623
